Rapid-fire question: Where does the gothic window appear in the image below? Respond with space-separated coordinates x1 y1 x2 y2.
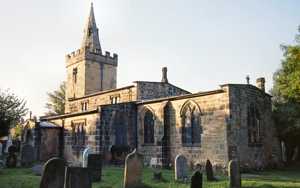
71 121 86 147
73 68 78 83
181 101 202 146
144 109 155 144
248 104 262 146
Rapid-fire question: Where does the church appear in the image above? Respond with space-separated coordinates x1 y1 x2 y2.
41 4 281 170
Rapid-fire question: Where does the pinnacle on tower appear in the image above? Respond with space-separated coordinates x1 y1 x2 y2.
81 3 102 52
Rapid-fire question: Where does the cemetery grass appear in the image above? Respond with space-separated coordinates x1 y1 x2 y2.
0 167 299 188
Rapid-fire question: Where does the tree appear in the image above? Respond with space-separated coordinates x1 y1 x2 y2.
272 26 300 163
45 82 65 115
0 89 28 137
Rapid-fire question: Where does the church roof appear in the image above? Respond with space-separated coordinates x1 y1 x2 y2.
81 3 102 52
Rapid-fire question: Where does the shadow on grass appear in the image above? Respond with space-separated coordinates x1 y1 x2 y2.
244 185 276 188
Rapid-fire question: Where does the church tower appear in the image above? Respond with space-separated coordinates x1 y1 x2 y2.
65 3 118 100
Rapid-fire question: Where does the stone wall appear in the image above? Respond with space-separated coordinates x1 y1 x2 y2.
65 86 136 113
136 81 190 101
226 84 281 169
99 102 137 162
137 90 230 169
50 112 101 165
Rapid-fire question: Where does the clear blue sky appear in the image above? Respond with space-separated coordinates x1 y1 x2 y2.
0 0 299 117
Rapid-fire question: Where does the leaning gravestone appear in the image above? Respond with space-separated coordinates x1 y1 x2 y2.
64 167 91 188
175 154 188 182
123 149 143 188
87 154 102 182
21 144 35 166
205 159 216 181
228 160 241 188
40 157 66 188
82 147 93 168
191 170 203 188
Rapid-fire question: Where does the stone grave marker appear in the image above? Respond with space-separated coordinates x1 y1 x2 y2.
64 167 91 188
21 144 35 166
0 142 2 156
175 154 188 182
82 147 93 168
205 159 216 181
191 170 203 188
5 137 13 153
123 149 143 188
228 160 241 188
6 145 17 168
40 157 66 188
87 154 102 182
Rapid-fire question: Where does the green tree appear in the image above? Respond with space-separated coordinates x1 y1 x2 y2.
45 82 66 115
272 26 300 163
0 89 28 137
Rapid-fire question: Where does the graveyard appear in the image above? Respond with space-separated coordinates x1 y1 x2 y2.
0 165 300 188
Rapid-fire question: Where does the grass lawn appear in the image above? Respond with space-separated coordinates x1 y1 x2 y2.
0 166 299 188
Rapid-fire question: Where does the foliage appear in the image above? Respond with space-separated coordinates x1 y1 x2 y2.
45 82 65 115
0 167 300 188
274 26 300 103
0 89 28 137
272 26 300 162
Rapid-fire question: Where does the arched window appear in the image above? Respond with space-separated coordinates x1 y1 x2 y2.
71 122 86 146
247 104 262 146
181 101 202 145
144 110 155 144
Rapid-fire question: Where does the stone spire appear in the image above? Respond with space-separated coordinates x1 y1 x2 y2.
81 3 102 52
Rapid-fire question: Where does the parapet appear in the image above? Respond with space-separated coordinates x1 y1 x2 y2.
66 47 118 67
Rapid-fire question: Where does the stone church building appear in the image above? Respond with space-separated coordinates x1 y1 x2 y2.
41 4 281 169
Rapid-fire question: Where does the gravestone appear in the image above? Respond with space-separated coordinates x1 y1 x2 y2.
87 154 102 182
5 138 13 153
64 167 91 188
228 160 241 188
6 153 17 168
191 170 203 188
123 149 143 188
0 143 2 156
175 154 188 182
32 164 43 176
21 144 35 166
205 159 216 181
82 147 93 168
40 157 66 188
6 145 17 168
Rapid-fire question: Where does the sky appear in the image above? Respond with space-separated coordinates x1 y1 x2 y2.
0 0 299 117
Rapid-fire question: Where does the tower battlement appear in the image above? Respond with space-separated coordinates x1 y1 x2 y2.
66 47 118 67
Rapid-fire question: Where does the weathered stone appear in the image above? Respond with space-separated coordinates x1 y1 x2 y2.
21 144 35 166
175 154 188 181
205 159 216 181
6 153 17 168
82 147 93 167
228 160 241 188
191 170 202 188
32 164 43 176
40 157 66 188
123 149 143 188
87 154 102 182
64 167 91 188
0 143 2 156
5 138 13 153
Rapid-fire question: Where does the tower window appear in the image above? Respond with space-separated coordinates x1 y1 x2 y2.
73 68 78 83
110 95 120 104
